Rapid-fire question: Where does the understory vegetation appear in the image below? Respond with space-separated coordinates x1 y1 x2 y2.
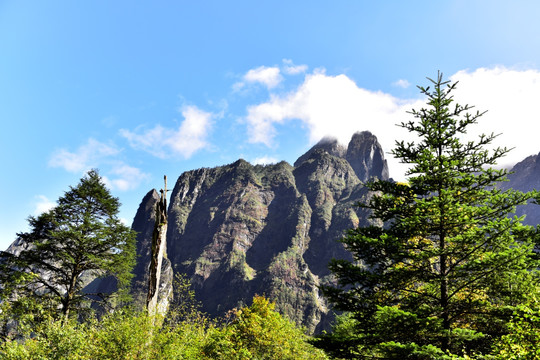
0 294 327 360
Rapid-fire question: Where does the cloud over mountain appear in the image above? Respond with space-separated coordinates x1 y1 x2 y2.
242 66 540 179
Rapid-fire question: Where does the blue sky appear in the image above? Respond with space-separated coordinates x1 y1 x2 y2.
2 1 540 250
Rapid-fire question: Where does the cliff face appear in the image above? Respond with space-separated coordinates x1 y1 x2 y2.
346 131 389 182
6 131 539 333
87 146 540 330
135 131 384 333
501 152 540 226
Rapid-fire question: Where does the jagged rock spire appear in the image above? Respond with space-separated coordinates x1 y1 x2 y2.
293 136 346 167
345 131 389 182
294 131 389 182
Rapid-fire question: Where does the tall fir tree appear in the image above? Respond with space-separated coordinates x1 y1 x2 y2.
317 73 540 359
0 169 136 328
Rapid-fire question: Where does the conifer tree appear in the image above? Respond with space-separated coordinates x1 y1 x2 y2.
318 73 540 358
0 170 136 326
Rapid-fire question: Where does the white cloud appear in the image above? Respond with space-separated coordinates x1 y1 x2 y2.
234 66 283 91
103 163 150 192
120 105 214 159
243 66 540 180
245 72 403 146
252 156 279 165
392 79 410 88
244 66 282 88
449 66 540 169
244 71 421 179
34 195 56 215
48 138 148 192
49 138 120 173
282 59 308 75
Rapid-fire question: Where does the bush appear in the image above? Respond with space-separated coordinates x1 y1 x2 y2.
0 296 325 359
490 301 540 360
204 295 328 359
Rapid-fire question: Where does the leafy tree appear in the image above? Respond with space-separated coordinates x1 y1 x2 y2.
0 310 211 360
318 73 540 358
166 273 205 327
490 299 540 360
0 170 136 328
204 295 328 360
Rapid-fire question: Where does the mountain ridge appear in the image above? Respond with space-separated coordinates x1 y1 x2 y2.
6 131 539 334
138 130 385 332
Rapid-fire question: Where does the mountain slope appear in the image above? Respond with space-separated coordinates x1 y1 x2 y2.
501 151 540 226
138 131 386 332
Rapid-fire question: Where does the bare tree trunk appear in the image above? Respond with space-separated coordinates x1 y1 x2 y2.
62 266 79 324
146 176 168 315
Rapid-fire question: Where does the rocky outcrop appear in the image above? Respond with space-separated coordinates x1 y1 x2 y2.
501 152 540 226
294 131 389 183
346 131 389 182
294 137 347 167
151 132 388 333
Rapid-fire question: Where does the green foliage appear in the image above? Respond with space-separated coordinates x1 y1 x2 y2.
0 169 136 332
0 311 210 360
166 273 206 326
0 296 324 360
490 300 540 359
311 312 365 359
204 295 328 359
319 73 540 359
0 319 88 360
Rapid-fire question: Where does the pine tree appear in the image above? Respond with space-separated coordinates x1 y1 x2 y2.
318 73 540 358
0 170 136 327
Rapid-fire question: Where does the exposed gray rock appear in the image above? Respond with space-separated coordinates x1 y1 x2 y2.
294 136 346 167
346 131 389 182
159 133 389 333
501 152 540 226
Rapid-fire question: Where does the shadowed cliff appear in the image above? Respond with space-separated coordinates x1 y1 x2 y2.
130 131 387 332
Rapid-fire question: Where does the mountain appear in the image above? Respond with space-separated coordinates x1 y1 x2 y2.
130 130 387 333
7 131 538 334
500 151 540 226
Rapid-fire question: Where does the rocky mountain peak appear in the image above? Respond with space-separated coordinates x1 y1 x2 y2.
294 131 389 183
346 131 389 182
504 151 540 192
500 151 540 226
293 136 346 167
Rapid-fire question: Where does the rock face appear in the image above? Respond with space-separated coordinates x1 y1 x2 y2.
131 131 385 333
5 131 539 333
293 136 347 167
501 152 540 226
346 131 389 182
